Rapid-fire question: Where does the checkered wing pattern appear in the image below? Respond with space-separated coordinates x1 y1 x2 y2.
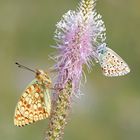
14 79 51 127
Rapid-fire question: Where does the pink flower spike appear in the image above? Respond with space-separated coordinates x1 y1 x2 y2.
53 0 106 94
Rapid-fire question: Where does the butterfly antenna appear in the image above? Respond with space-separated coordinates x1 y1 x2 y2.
15 62 36 73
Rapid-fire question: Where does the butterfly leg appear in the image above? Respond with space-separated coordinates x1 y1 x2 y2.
50 85 63 91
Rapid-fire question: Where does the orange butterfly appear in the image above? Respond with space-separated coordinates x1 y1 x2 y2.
14 63 51 127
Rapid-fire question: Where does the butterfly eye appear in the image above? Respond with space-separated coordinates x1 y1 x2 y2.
36 72 40 76
101 50 104 54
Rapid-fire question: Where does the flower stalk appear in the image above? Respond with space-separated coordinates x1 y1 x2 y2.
45 80 72 140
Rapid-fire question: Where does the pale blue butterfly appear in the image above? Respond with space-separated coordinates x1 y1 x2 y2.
96 43 130 77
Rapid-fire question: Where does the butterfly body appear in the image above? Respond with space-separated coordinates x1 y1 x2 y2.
14 69 52 127
96 43 130 77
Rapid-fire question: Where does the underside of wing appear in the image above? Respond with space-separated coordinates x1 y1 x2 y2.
14 79 51 127
99 47 130 77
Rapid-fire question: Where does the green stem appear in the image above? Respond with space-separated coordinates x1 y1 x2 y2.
45 80 72 140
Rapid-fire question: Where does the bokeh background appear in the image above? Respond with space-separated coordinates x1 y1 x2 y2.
0 0 140 140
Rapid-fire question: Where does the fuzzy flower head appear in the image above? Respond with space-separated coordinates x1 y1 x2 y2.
53 0 106 94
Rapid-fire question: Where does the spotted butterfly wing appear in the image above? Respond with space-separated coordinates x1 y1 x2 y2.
96 43 130 77
14 79 51 127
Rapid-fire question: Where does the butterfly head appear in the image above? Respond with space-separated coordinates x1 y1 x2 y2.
15 62 52 87
96 43 107 54
36 70 52 87
96 43 108 61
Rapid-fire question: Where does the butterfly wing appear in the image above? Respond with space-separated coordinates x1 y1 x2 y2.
97 45 130 77
14 79 51 127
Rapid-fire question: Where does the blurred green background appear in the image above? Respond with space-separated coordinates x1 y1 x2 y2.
0 0 140 140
